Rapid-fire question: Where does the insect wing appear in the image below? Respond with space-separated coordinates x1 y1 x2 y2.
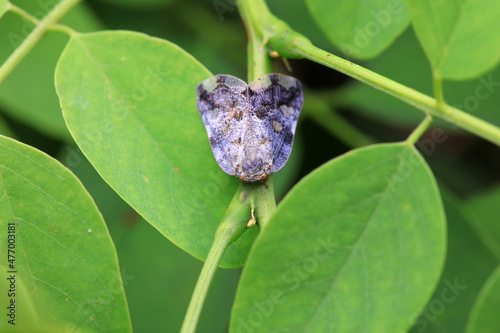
248 73 303 173
196 74 248 176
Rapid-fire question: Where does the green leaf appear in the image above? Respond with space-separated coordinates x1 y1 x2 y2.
0 267 95 332
230 143 446 332
0 1 102 140
0 0 7 19
56 30 255 267
465 187 500 262
268 0 333 51
0 261 38 332
409 190 497 333
466 266 500 333
305 0 410 59
344 29 500 128
0 135 131 332
406 0 500 80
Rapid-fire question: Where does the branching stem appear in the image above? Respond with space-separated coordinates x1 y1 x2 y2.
0 0 81 85
290 42 500 146
407 114 434 145
236 0 500 147
47 23 77 36
8 3 39 24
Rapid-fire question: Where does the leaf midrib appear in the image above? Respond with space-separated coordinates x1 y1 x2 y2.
430 0 466 74
301 147 410 333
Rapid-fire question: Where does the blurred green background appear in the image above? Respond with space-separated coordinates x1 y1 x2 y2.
1 0 499 332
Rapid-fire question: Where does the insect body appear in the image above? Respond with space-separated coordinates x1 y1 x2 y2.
196 73 303 182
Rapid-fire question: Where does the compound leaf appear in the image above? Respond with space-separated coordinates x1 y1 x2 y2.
344 29 500 128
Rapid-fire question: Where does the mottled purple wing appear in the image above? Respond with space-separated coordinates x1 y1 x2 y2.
248 73 303 173
196 74 248 176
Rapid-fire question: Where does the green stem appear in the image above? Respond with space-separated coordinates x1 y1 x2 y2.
252 178 276 230
8 3 39 24
0 0 81 85
180 181 275 333
179 230 236 333
406 114 434 145
433 75 445 107
46 23 77 36
236 0 272 81
180 184 251 333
